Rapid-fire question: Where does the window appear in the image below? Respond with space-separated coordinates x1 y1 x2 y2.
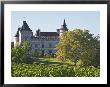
42 44 44 48
49 43 52 48
35 44 38 48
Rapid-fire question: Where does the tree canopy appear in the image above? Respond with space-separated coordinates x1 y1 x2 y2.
56 29 100 66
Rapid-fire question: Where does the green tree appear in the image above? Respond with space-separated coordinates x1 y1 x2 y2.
11 41 34 64
56 29 100 66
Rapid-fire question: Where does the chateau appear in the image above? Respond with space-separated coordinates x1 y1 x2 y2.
14 19 68 55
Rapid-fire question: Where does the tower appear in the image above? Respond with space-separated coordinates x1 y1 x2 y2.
19 21 33 44
57 19 68 36
14 20 33 47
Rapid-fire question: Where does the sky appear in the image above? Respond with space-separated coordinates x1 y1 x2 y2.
11 11 100 42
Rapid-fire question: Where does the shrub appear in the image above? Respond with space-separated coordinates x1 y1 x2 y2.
11 41 34 64
43 53 51 58
11 63 100 77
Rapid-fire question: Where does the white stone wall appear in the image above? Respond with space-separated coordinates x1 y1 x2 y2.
14 37 19 47
18 30 59 54
30 39 58 53
59 29 65 36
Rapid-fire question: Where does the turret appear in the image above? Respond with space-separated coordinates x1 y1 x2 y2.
14 28 20 47
58 19 68 36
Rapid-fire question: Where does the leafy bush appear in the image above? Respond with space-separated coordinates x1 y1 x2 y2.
11 41 34 64
11 63 100 77
43 53 51 58
43 53 56 58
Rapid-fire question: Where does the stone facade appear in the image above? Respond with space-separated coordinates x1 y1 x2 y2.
14 19 68 54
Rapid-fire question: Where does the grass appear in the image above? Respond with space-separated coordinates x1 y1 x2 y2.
36 58 75 65
11 58 100 77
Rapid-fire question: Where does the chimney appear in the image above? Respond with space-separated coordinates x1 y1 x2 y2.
36 29 40 36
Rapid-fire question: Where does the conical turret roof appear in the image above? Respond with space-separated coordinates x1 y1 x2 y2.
20 21 32 31
62 19 67 26
60 19 68 31
14 28 21 37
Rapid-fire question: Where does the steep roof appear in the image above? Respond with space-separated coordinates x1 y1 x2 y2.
20 21 32 31
40 32 59 36
60 19 68 31
15 32 19 37
14 28 20 37
63 19 67 26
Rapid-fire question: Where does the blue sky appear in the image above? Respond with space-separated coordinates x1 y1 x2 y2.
11 11 100 42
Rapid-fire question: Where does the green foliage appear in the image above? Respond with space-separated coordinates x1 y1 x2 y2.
11 63 100 77
56 29 100 66
11 41 34 64
43 53 51 58
31 51 41 58
43 53 56 58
